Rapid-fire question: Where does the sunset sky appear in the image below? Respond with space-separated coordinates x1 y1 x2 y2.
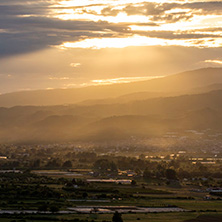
1 0 222 93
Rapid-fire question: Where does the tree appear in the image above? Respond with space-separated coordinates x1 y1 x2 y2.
131 180 137 186
82 192 88 199
62 160 72 168
110 161 118 173
135 167 142 176
45 159 60 168
112 211 123 222
139 154 145 160
143 167 152 179
38 204 48 212
49 205 59 214
165 169 177 180
32 159 41 168
93 159 118 174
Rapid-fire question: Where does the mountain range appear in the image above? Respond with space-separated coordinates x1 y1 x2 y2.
0 67 222 143
0 67 222 107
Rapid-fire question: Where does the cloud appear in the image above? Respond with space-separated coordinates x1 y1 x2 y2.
75 2 222 23
91 76 163 85
183 2 222 14
104 2 222 17
1 0 222 58
48 76 70 80
205 59 222 65
63 75 164 88
0 15 130 57
0 1 134 57
132 30 221 40
70 63 81 68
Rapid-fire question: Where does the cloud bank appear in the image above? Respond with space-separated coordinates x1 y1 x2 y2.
1 0 222 56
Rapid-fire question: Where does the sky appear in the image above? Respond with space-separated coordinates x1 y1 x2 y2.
0 0 222 93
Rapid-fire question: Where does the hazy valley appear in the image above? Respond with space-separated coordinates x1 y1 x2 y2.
0 67 222 144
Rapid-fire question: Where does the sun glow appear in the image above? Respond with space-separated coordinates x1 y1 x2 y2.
48 0 222 49
91 76 164 85
58 35 222 49
52 0 182 23
59 35 168 49
64 75 164 88
205 60 222 65
53 9 152 24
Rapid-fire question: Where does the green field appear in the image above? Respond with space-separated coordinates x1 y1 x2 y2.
0 171 222 222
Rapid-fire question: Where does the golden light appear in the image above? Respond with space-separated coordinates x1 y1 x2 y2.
91 76 164 85
58 35 168 49
58 35 222 49
52 0 178 23
63 75 165 88
205 60 222 65
52 8 152 24
51 0 222 49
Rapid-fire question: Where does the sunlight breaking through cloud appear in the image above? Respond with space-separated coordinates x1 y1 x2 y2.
59 36 168 49
1 0 222 93
205 60 222 65
91 76 164 85
64 75 164 88
58 35 222 49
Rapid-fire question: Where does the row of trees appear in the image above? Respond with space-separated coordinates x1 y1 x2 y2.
93 158 178 180
93 158 222 180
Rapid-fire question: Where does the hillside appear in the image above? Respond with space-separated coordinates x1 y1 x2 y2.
0 89 222 143
0 67 222 107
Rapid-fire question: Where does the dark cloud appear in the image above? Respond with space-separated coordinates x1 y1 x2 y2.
152 13 193 23
125 1 222 17
0 1 131 57
90 2 222 22
0 0 58 5
124 2 177 16
183 2 222 14
133 30 220 40
101 7 120 17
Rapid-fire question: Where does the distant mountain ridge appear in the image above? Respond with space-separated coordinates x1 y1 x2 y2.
0 67 222 107
0 89 222 143
0 67 222 143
